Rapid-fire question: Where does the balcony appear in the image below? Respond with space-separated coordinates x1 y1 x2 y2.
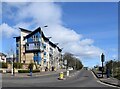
26 42 40 52
25 42 45 52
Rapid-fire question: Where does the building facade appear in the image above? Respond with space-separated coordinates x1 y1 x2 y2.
14 27 62 71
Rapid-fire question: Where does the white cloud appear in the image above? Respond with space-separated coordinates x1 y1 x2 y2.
2 2 103 59
112 54 118 59
17 3 62 25
0 23 19 38
1 0 120 2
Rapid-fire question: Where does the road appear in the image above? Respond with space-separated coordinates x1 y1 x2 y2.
2 69 118 88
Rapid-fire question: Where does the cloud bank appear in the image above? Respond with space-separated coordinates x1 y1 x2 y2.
1 2 103 59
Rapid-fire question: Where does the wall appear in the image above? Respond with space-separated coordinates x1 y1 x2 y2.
20 31 30 63
25 53 34 63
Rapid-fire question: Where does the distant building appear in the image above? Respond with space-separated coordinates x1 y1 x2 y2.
6 57 12 63
14 27 62 71
0 52 7 63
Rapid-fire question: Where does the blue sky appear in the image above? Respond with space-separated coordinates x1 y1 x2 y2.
1 2 118 67
60 2 118 62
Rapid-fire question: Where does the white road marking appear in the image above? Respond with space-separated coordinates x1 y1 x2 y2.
91 71 118 88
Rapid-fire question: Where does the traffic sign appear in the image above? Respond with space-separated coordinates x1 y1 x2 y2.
64 60 67 65
101 53 105 62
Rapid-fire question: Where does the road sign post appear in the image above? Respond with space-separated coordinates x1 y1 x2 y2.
101 53 105 78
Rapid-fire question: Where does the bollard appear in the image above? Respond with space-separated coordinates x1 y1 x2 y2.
59 72 64 80
3 69 6 74
67 70 69 76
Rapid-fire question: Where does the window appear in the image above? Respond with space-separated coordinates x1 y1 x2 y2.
26 44 29 50
16 44 19 47
50 48 53 54
34 43 39 49
44 59 46 63
34 53 38 56
32 35 35 41
44 44 46 49
44 52 46 55
23 60 25 63
36 35 38 41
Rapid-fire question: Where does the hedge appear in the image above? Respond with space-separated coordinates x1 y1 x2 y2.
14 63 23 69
114 74 120 80
32 69 40 73
18 69 40 73
1 62 8 68
18 70 29 73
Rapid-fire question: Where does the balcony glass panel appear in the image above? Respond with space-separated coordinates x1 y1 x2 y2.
26 43 40 51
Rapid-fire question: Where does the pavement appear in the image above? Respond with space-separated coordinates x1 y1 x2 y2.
2 69 66 78
2 69 119 88
92 70 120 88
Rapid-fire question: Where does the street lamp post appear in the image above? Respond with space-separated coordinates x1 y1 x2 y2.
101 53 105 78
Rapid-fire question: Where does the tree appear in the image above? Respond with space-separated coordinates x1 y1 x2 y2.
75 58 83 70
105 60 120 79
63 52 83 70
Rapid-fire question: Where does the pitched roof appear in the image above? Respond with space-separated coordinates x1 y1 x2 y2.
13 36 20 38
57 47 62 52
49 41 56 48
19 28 32 33
0 52 7 57
22 27 62 52
24 27 49 41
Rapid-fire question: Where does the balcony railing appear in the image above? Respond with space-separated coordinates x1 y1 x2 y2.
26 42 40 51
25 42 45 51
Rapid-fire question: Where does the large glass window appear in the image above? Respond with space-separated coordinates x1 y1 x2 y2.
32 35 39 41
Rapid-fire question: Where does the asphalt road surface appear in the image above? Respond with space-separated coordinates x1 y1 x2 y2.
2 69 118 88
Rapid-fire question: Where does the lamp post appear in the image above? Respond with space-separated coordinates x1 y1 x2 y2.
101 53 105 78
